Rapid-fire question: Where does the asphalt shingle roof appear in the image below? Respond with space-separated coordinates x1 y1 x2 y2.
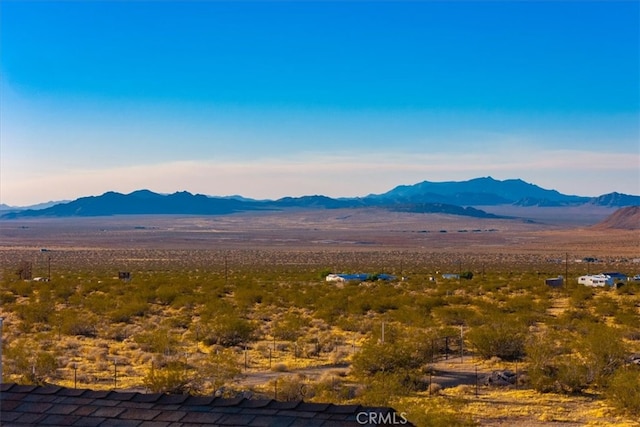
0 383 413 426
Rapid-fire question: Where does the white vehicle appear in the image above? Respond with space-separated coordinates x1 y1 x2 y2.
578 274 614 287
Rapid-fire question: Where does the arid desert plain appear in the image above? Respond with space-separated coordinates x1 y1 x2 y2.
1 206 639 426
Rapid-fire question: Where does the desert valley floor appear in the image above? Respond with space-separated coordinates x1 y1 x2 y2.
0 206 639 426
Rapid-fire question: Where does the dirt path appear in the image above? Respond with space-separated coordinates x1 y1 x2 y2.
237 364 348 388
235 355 492 391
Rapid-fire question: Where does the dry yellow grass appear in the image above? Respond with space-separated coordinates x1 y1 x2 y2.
402 387 640 426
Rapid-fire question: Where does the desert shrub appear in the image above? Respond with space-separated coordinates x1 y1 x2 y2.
526 332 589 394
502 295 538 313
234 287 264 310
0 291 17 304
415 295 447 313
202 348 242 390
57 309 98 337
613 304 640 328
203 314 257 347
351 327 430 377
311 372 355 402
432 306 480 326
272 311 310 341
109 298 150 323
51 281 75 301
552 359 590 393
593 295 619 317
389 305 437 327
272 363 288 372
5 340 59 385
554 309 601 332
467 322 526 361
134 327 179 354
616 281 640 295
83 292 115 314
354 371 426 406
154 284 180 305
569 285 594 308
163 313 191 330
580 324 626 387
480 281 507 293
144 360 200 394
271 374 309 401
526 332 567 392
5 279 33 297
526 324 626 393
15 304 54 333
606 366 640 417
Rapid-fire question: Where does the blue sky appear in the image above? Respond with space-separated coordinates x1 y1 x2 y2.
1 1 638 206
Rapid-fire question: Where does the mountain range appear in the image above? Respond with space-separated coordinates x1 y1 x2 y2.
2 177 638 219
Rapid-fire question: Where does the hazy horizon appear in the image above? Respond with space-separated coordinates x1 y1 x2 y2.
2 1 638 206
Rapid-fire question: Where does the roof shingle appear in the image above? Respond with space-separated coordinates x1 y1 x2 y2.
0 383 414 426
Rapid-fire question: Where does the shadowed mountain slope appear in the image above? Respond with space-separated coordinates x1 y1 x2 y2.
592 206 640 230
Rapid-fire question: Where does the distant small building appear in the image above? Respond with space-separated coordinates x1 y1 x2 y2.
118 271 131 281
441 273 460 280
545 276 564 288
578 274 614 287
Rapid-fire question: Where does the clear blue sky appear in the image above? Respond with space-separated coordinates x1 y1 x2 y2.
1 0 638 205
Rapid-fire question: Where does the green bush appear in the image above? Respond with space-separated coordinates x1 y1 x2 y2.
5 340 59 385
270 374 308 401
351 327 431 377
135 327 179 354
580 324 626 387
467 322 526 361
272 311 310 341
144 360 198 394
109 300 150 323
203 314 257 347
606 366 640 417
526 324 626 393
57 310 98 337
202 348 242 391
432 306 480 326
460 271 473 280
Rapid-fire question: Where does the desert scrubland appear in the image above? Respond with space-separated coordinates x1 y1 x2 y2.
1 209 639 426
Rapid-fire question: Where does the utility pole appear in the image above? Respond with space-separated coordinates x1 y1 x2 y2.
460 325 464 362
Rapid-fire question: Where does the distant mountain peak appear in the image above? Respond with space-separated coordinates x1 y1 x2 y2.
128 189 158 197
368 177 582 206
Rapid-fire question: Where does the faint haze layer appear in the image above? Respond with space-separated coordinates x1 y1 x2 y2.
1 1 638 205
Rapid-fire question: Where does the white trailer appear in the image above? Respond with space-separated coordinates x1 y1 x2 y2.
578 274 614 287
